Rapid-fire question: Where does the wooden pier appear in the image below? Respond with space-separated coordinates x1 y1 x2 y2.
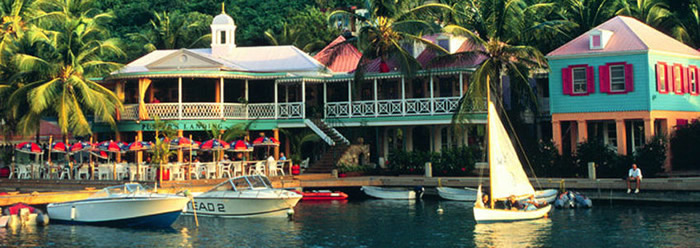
2 175 700 206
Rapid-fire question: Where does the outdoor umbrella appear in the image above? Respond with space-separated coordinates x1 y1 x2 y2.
229 140 253 152
50 141 70 153
117 141 129 152
252 136 280 158
96 140 123 179
169 137 195 149
69 141 93 153
201 139 230 178
15 142 43 178
126 141 153 152
90 150 110 160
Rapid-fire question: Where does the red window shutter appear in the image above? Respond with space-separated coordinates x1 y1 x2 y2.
561 67 572 95
599 65 610 93
677 119 688 127
624 63 634 92
586 66 595 93
656 63 668 94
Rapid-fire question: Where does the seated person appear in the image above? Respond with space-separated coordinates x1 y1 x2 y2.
523 195 541 211
627 163 642 194
505 195 525 211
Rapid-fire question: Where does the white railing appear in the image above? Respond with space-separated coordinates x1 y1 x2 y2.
325 97 483 118
278 102 304 119
119 102 304 120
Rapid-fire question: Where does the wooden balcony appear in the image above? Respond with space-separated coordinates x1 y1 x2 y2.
119 102 304 120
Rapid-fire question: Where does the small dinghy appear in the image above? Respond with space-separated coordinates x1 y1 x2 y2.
437 187 478 201
3 203 49 227
291 190 348 201
535 189 558 204
554 191 592 209
361 186 423 200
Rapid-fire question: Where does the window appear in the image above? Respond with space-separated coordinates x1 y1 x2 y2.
609 65 626 92
674 65 683 93
220 30 226 44
572 67 587 93
691 68 697 94
657 63 667 92
592 35 601 47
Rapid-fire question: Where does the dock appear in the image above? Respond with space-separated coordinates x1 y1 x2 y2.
2 175 700 206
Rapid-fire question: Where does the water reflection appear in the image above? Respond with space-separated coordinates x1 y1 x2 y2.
473 218 553 248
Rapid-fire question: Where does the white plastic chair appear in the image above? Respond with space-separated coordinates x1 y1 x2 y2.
170 165 185 181
205 163 217 179
128 165 139 181
17 164 31 179
220 162 232 178
188 164 199 180
248 161 265 175
115 164 128 180
232 162 243 177
96 166 111 180
268 160 285 177
300 158 310 169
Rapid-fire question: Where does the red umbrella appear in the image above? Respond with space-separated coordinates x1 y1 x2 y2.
69 141 93 153
229 140 253 152
200 139 230 151
126 141 153 152
15 142 43 154
252 137 280 147
91 150 110 160
50 141 70 153
96 141 123 153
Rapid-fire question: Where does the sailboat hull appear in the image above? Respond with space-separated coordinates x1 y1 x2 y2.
473 205 552 223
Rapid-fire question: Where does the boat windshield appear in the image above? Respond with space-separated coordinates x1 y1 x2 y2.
249 175 271 189
90 184 146 198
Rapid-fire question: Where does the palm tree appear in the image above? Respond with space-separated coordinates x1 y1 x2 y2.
149 115 176 185
280 129 320 164
560 0 623 38
616 0 671 28
264 22 329 53
10 0 124 136
128 11 211 53
668 0 700 48
328 0 451 81
442 0 569 124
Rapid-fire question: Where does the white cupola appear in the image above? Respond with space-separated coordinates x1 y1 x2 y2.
211 3 236 58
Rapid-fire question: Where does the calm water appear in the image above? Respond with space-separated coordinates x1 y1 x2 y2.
1 199 700 247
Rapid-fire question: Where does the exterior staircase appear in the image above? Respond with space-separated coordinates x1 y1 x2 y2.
304 119 351 173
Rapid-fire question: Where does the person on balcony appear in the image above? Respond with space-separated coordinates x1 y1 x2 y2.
151 96 160 103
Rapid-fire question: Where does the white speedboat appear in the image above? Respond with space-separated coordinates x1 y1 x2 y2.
361 186 423 200
437 187 478 201
535 189 558 204
47 183 190 228
184 175 302 217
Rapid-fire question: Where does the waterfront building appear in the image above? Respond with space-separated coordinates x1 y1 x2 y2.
547 16 700 170
94 10 486 171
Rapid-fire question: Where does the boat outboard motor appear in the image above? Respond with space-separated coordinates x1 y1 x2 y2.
414 187 424 199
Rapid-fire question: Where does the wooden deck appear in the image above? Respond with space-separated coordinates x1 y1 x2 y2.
1 175 700 206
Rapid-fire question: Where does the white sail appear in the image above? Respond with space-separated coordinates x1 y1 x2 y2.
488 102 535 200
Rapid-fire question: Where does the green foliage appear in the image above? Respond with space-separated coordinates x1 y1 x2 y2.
635 135 666 176
149 116 176 166
386 147 477 176
280 128 320 164
265 6 342 53
670 121 700 171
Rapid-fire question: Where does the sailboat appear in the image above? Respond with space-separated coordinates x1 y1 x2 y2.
473 83 552 223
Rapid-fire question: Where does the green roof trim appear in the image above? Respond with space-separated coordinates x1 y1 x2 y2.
277 67 475 83
106 70 291 80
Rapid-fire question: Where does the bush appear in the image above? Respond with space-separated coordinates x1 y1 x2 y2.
670 122 700 170
386 147 478 176
635 135 666 177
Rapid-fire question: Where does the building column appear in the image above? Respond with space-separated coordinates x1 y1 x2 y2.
347 80 352 116
429 76 435 114
552 120 562 154
244 80 249 101
433 126 442 153
220 77 224 118
273 129 280 160
373 79 378 117
615 119 627 155
577 120 588 143
215 79 221 103
301 80 306 118
274 81 279 119
178 77 182 119
570 121 578 153
643 118 655 141
401 77 406 116
136 130 143 165
284 133 291 160
661 118 674 172
177 130 184 163
405 127 414 151
115 131 122 162
323 82 327 118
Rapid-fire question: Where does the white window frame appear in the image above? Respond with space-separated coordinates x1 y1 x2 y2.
691 68 697 94
609 65 626 92
658 64 667 92
673 65 683 93
571 67 587 94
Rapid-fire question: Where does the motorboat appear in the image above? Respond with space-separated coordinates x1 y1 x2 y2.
184 175 302 217
47 183 190 228
535 189 559 204
2 203 49 227
361 186 423 200
291 190 349 201
473 92 551 223
436 187 478 201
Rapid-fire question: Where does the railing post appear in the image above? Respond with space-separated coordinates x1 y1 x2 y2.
459 73 464 97
347 80 352 118
401 77 406 116
274 81 279 119
323 82 327 119
178 77 183 119
245 80 249 119
430 76 435 115
220 77 224 119
302 79 306 119
373 79 378 117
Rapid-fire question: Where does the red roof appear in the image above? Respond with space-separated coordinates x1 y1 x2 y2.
314 36 362 73
416 40 486 68
548 16 700 57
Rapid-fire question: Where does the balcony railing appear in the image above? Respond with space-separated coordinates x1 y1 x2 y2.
325 96 484 118
119 102 304 121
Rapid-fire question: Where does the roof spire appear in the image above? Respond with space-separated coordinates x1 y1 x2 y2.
221 2 225 14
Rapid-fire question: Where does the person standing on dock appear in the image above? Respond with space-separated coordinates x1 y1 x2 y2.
627 164 642 194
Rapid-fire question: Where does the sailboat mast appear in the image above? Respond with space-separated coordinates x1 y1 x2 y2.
487 75 494 209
